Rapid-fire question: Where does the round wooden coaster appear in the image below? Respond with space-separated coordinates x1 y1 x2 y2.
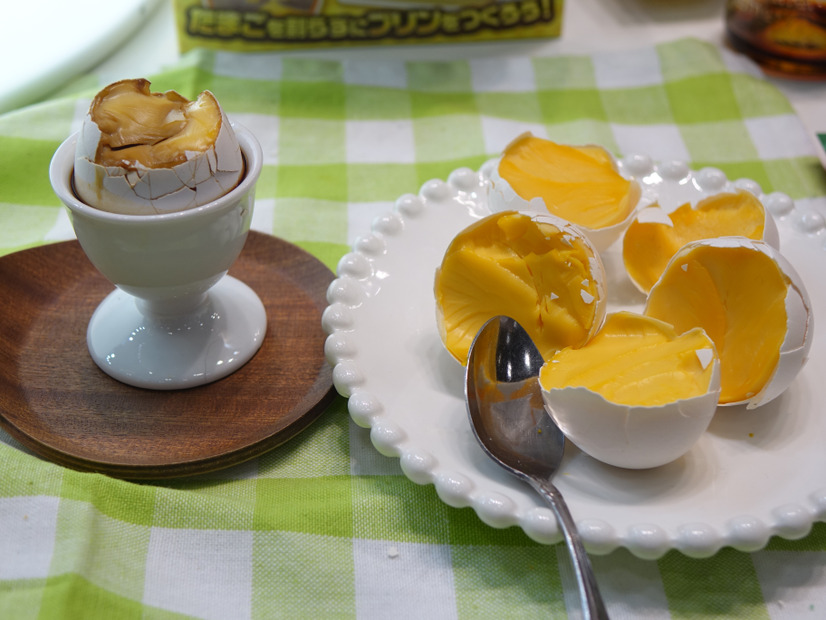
0 231 337 479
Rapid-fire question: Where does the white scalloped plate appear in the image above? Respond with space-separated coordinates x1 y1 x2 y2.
322 155 826 559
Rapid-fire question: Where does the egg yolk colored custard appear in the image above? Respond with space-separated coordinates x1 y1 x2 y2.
497 135 636 229
539 312 716 407
90 79 222 169
623 190 767 293
435 211 602 364
645 244 789 405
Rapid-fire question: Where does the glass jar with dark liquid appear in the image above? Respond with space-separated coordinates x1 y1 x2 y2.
726 0 826 78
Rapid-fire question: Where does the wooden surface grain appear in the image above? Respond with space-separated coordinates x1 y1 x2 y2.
0 231 337 479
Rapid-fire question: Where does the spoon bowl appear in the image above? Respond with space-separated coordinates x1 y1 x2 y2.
465 316 609 619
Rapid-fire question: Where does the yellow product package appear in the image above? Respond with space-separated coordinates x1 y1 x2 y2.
174 0 563 51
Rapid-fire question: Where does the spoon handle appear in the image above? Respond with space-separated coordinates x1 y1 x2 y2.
528 477 610 620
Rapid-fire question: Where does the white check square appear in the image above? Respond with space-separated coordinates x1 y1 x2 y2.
0 496 59 580
144 528 254 620
346 120 415 164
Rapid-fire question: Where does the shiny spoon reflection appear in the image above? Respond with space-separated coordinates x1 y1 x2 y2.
465 316 609 619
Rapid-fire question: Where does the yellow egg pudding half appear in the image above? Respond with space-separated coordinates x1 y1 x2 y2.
539 311 720 469
434 210 606 364
645 237 813 409
488 133 641 251
623 189 778 293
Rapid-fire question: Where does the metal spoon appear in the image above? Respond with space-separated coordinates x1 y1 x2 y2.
465 315 609 619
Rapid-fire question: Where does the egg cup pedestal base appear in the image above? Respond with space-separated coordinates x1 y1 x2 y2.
87 276 267 390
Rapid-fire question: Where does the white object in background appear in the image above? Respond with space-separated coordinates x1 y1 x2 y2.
0 0 161 113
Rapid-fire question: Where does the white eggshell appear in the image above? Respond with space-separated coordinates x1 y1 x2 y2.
762 205 780 249
73 101 243 215
487 132 642 253
541 356 721 469
647 237 813 410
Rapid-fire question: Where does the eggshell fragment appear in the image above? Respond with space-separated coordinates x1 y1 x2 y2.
539 312 721 469
73 79 244 215
645 237 813 409
622 189 780 293
434 210 606 364
487 133 641 252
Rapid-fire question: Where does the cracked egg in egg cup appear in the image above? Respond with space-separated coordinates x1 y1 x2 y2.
49 80 265 391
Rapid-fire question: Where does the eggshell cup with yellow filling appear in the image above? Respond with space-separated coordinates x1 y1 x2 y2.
539 312 721 469
644 237 813 409
488 133 642 252
434 210 606 365
623 189 780 294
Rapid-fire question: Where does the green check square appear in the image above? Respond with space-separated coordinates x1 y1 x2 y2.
275 164 348 201
348 163 420 202
254 477 353 537
406 61 472 92
537 89 608 124
658 38 728 82
272 197 348 244
453 544 566 617
413 115 485 162
40 575 150 620
680 120 759 164
731 74 795 118
763 157 826 199
258 402 351 478
533 55 596 89
207 75 281 116
447 505 537 546
255 165 278 200
0 446 63 495
0 137 63 206
410 91 478 118
658 548 768 617
345 85 412 120
278 117 346 164
475 92 543 124
0 205 62 257
600 85 673 125
352 475 450 544
152 480 256 529
49 501 150 601
280 81 347 120
60 471 155 526
0 578 48 620
666 74 742 123
253 531 356 618
282 58 344 83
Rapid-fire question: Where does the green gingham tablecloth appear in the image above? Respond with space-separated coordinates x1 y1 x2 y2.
2 37 826 619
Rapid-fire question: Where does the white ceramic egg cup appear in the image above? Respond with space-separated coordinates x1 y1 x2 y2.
49 126 266 390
